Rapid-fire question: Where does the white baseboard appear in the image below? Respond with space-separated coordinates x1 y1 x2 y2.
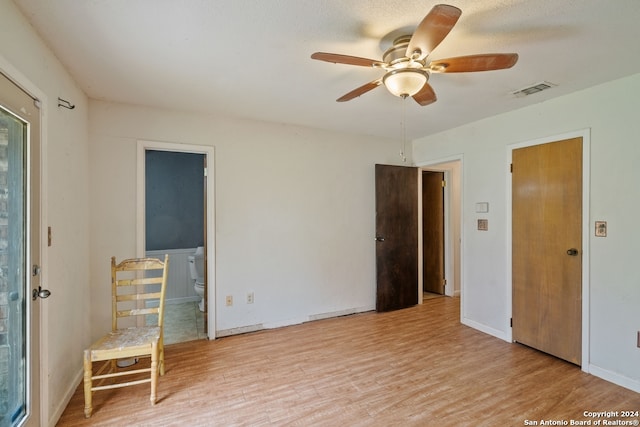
589 364 640 393
461 317 510 342
308 305 373 321
216 323 264 337
48 367 83 427
217 305 375 338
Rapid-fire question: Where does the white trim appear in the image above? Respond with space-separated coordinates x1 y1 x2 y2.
48 368 83 426
588 364 640 393
442 169 453 297
417 170 423 304
0 54 50 427
415 154 464 303
505 128 591 372
136 140 216 339
461 317 510 342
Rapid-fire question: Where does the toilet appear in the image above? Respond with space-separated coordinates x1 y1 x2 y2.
188 246 205 312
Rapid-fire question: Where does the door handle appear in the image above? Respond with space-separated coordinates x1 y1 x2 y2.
32 286 51 300
375 236 385 242
566 248 579 256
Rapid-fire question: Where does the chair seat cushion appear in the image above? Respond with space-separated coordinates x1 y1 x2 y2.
89 326 161 355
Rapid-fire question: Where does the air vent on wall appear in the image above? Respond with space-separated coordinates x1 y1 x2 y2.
512 81 556 97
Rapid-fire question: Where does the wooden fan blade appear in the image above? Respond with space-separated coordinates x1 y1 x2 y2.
406 4 462 60
429 53 519 73
412 82 437 106
311 52 383 67
337 79 383 102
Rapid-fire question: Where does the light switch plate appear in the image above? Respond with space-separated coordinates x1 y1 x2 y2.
475 202 489 213
595 221 607 237
478 219 488 231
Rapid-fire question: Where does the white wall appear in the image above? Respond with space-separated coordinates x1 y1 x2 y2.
412 73 640 391
89 100 405 338
0 0 90 424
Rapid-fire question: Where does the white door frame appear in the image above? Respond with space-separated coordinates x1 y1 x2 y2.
0 59 49 427
505 129 590 372
416 155 463 304
136 140 216 339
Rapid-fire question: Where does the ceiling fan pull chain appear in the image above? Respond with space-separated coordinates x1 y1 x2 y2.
400 96 407 163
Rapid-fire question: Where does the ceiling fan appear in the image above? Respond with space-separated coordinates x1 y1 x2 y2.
311 4 518 106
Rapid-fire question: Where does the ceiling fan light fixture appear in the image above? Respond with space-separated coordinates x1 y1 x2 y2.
383 69 429 98
311 5 518 105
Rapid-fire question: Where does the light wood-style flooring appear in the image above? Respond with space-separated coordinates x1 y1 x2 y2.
57 297 640 426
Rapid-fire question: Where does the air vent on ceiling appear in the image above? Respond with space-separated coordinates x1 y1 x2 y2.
512 81 557 98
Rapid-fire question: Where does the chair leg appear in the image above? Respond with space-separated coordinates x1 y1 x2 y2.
159 336 165 376
83 350 93 418
150 341 158 405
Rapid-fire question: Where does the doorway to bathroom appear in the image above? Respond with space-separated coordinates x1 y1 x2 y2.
136 140 216 342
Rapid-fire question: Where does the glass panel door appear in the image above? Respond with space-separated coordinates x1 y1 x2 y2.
0 103 27 426
0 71 41 427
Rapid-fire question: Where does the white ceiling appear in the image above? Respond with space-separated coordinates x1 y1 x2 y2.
12 0 640 140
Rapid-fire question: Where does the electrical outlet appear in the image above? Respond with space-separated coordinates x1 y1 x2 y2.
247 292 254 304
225 295 233 306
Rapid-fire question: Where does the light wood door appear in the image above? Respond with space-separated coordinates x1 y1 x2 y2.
512 137 582 365
375 164 418 312
422 171 445 294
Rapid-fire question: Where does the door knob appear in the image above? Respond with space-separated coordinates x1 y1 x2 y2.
32 286 51 300
566 248 579 256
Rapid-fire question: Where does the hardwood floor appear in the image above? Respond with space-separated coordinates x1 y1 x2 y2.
57 297 640 426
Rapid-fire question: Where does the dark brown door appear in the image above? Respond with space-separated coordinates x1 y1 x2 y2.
422 171 445 294
375 164 419 312
512 137 582 365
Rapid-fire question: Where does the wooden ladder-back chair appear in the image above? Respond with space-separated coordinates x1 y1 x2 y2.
83 255 169 418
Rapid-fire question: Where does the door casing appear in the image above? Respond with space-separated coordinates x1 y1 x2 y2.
0 64 48 427
417 157 462 304
136 140 216 339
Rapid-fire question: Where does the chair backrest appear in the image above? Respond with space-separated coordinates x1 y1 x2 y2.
111 255 169 331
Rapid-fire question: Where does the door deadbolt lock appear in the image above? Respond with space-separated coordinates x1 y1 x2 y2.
32 286 51 300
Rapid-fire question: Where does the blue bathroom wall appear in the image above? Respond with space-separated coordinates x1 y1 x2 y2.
145 150 205 251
